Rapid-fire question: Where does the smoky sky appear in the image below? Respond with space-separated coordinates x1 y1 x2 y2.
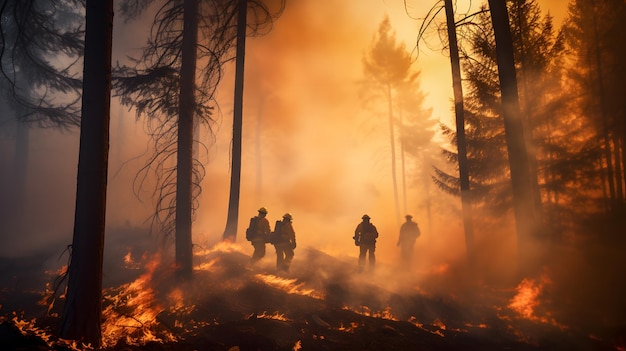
1 0 571 280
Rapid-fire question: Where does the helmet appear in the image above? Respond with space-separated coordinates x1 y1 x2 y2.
362 214 370 220
405 214 413 219
258 207 268 214
283 213 293 220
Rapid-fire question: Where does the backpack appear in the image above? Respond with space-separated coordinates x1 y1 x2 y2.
360 223 377 244
269 220 283 244
245 216 259 241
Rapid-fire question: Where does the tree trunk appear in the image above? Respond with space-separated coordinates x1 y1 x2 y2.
399 109 408 215
513 0 544 232
487 0 536 275
176 0 199 278
255 95 265 204
60 0 113 346
444 0 475 266
387 81 401 227
591 5 618 212
223 0 247 241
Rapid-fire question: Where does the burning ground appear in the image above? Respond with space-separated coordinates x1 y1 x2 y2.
0 238 622 351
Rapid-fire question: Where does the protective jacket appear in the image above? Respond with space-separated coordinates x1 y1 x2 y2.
272 219 296 247
251 216 271 242
354 221 378 246
398 220 420 245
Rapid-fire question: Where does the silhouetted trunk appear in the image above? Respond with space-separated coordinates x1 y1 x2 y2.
513 0 544 228
487 0 536 275
387 81 401 227
255 95 265 203
399 109 408 215
176 0 199 278
445 0 475 266
591 5 618 212
223 0 247 241
60 0 113 346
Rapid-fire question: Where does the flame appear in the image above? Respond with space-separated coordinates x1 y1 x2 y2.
293 339 302 350
194 241 246 257
124 250 133 265
194 258 219 272
343 305 397 321
257 311 291 321
432 318 446 330
509 278 541 319
408 316 445 337
338 321 360 333
8 315 89 350
254 274 323 299
506 274 567 330
101 253 177 347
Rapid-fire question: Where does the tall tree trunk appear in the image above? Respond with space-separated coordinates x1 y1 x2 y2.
60 0 113 346
444 0 475 266
255 94 264 204
399 109 408 215
176 0 199 278
513 0 544 231
223 0 247 241
591 5 618 212
487 0 536 275
386 81 401 227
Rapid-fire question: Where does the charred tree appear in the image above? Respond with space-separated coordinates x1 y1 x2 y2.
114 0 284 261
223 0 247 242
175 0 199 278
487 0 536 274
444 0 475 267
60 0 114 346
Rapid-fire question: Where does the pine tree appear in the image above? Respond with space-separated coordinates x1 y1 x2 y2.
361 15 417 226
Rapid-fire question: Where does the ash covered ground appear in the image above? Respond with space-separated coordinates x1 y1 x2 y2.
0 234 623 351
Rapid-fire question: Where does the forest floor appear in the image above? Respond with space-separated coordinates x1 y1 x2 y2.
0 238 623 351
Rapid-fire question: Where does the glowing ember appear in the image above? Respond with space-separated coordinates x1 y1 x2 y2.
338 321 360 333
194 241 246 257
293 339 302 350
507 274 567 329
254 274 323 299
8 315 89 350
257 311 291 321
194 258 219 272
509 278 541 319
344 305 397 321
408 316 445 337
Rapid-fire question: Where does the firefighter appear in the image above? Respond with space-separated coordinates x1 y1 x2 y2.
397 214 421 265
271 213 296 273
353 214 379 272
246 207 271 265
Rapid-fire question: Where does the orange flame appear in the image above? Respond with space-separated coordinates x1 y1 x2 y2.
507 274 567 330
8 315 88 350
257 311 291 321
254 274 323 299
101 253 177 347
509 277 541 319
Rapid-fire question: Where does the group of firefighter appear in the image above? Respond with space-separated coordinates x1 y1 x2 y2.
245 207 421 273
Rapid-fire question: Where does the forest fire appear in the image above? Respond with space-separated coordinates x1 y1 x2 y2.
506 274 566 329
0 242 621 350
100 253 177 347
